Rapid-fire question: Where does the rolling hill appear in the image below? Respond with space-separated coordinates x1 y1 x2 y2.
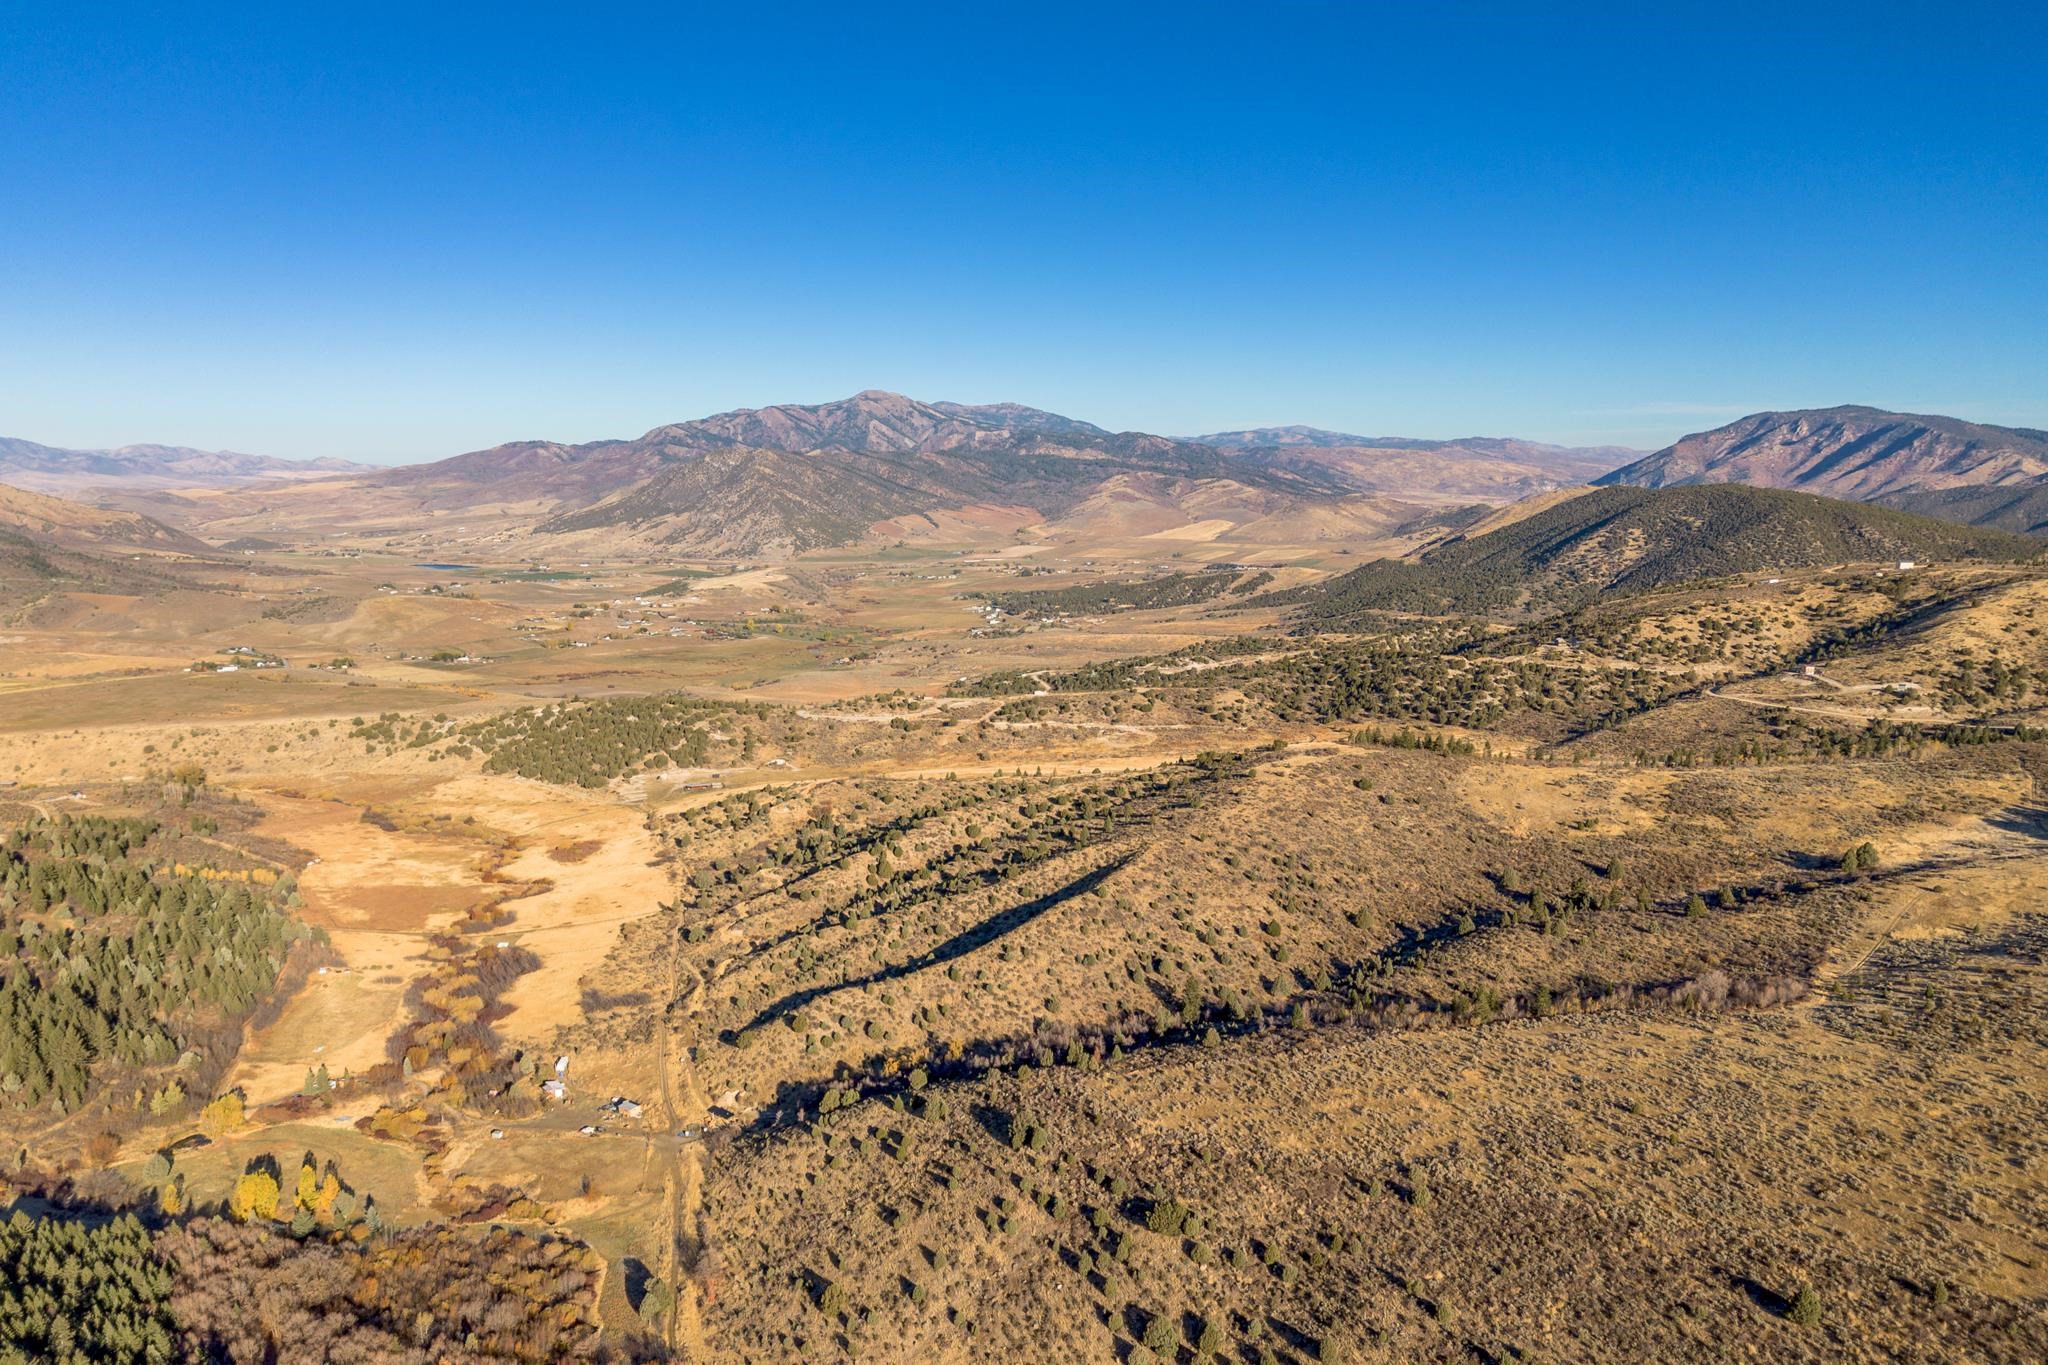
1595 406 2048 503
0 527 159 606
0 482 213 554
0 485 211 604
1274 483 2040 622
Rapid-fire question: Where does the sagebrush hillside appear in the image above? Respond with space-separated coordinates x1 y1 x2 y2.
0 483 207 551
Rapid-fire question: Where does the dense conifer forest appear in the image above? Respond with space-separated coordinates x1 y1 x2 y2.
0 811 309 1118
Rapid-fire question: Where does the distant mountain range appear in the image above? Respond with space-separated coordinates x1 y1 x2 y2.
375 390 1367 555
17 394 1617 557
7 410 2043 616
362 392 1656 554
382 389 1322 503
0 436 363 495
11 398 2048 557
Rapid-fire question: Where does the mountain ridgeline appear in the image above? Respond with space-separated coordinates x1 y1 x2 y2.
478 400 2048 554
393 391 1362 554
371 391 1654 555
1272 484 2040 624
11 398 2048 558
0 483 210 554
1597 406 2048 503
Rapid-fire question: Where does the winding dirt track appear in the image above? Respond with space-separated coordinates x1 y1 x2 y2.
657 939 711 1357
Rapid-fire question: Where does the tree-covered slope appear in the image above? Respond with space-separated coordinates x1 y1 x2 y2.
1275 484 2038 623
1881 482 2048 536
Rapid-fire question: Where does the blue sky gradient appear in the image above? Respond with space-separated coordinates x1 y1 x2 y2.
2 2 2042 462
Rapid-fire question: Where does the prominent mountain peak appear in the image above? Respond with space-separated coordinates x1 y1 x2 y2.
369 391 1305 555
636 390 956 453
1597 406 2048 501
632 392 1167 462
352 393 1677 555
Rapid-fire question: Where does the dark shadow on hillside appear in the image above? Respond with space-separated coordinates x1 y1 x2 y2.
1985 805 2048 842
968 1102 1013 1148
1730 1270 1792 1318
732 854 1134 1037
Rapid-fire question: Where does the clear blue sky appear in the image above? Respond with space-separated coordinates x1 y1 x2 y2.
2 2 2043 463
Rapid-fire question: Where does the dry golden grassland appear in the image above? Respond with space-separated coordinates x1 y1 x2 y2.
3 542 2045 1361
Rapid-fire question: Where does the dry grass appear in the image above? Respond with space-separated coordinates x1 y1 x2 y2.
5 538 2047 1361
